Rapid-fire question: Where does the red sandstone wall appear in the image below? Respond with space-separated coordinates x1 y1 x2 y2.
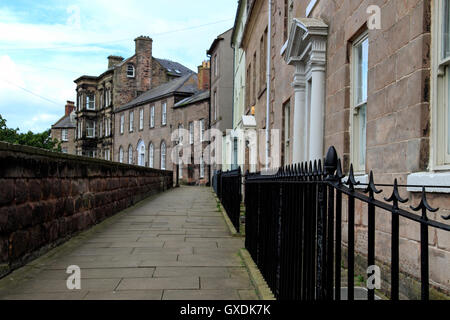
0 142 172 277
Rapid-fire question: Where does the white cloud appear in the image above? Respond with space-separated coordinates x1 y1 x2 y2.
0 0 237 132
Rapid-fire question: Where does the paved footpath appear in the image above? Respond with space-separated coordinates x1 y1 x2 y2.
0 186 259 300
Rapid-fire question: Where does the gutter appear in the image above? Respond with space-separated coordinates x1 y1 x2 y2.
265 0 271 169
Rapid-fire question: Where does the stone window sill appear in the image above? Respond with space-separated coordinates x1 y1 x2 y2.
342 174 368 189
407 172 450 193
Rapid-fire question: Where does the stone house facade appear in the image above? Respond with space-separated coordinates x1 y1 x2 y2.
50 101 76 154
173 90 210 185
73 36 194 161
113 63 210 185
207 28 234 177
235 0 450 295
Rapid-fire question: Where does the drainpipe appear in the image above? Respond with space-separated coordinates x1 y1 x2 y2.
265 0 272 169
207 53 212 186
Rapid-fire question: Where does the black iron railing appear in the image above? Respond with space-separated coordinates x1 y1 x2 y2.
244 146 450 300
213 168 242 232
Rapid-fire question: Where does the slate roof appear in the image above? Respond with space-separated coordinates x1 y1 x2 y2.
174 90 210 108
75 56 193 83
154 58 195 77
52 114 76 129
116 74 198 112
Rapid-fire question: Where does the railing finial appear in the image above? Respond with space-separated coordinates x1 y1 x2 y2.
363 171 382 198
411 187 439 220
324 146 338 178
384 178 408 209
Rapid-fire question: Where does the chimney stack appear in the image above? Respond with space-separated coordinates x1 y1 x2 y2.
197 60 210 91
108 55 124 68
134 36 153 92
65 101 75 116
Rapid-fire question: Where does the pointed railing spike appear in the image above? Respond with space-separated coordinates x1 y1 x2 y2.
336 158 345 182
363 171 382 198
384 179 408 209
411 187 439 219
345 164 359 190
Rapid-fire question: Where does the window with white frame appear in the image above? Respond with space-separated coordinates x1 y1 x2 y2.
106 118 111 136
119 146 124 163
120 114 124 134
127 64 135 78
129 111 134 132
149 143 154 168
128 145 133 164
99 91 103 109
160 141 166 170
86 94 95 110
433 0 450 166
150 105 155 128
99 119 103 138
138 141 145 166
105 148 110 161
214 91 218 121
139 109 144 130
86 120 96 138
77 121 82 139
62 147 68 154
105 88 111 107
178 124 183 144
162 102 167 125
351 32 368 172
200 156 205 178
61 129 68 142
77 94 82 111
214 53 218 76
200 119 205 142
189 122 194 144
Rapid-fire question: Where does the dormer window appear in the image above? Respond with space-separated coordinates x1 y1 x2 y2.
127 64 135 78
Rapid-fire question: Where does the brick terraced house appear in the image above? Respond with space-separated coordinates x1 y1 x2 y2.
231 0 450 297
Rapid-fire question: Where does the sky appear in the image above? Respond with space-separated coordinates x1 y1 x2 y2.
0 0 237 133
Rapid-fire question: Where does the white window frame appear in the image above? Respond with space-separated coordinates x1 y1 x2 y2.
431 0 450 169
162 102 167 125
129 111 134 132
106 118 111 136
86 94 95 110
105 148 110 161
139 108 144 130
86 120 96 138
161 141 166 170
200 156 205 178
214 91 218 121
128 145 133 164
98 119 102 138
149 143 154 168
189 122 194 144
350 32 369 174
127 64 135 78
200 119 205 142
150 105 155 128
137 140 145 166
61 129 68 142
119 147 124 163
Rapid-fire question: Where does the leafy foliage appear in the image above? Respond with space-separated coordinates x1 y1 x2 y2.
0 114 61 151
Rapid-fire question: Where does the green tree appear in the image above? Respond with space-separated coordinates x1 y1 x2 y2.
0 114 61 151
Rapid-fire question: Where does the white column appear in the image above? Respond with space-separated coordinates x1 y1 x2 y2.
292 63 306 163
308 64 325 161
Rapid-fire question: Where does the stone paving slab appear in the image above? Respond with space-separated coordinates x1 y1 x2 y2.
0 186 258 300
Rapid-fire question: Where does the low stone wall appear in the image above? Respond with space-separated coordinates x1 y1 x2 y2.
0 142 172 277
